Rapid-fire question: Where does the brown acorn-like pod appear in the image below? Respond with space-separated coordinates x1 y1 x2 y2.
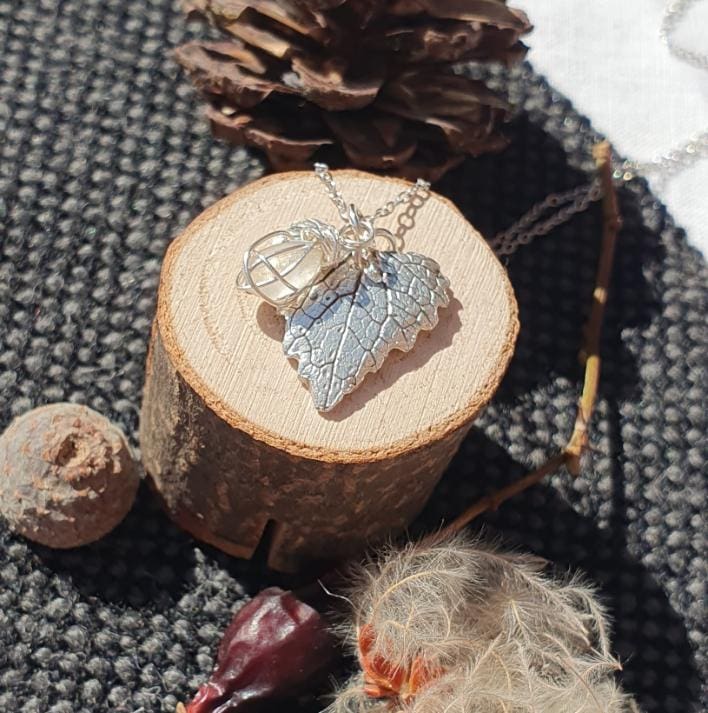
0 403 140 548
176 0 532 179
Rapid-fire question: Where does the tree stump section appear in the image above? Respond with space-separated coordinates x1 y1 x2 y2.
140 170 518 571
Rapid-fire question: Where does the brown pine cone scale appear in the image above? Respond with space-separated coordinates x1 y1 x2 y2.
177 0 531 180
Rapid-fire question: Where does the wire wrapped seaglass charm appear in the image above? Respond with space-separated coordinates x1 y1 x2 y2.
236 220 342 309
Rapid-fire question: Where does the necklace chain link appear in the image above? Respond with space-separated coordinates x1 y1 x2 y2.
489 181 603 257
314 163 430 225
619 130 708 180
314 162 603 259
622 0 708 180
494 0 708 254
660 0 708 70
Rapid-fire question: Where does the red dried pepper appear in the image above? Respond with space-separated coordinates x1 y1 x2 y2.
183 587 337 713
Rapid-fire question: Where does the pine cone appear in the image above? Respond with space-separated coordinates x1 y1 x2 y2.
176 0 531 180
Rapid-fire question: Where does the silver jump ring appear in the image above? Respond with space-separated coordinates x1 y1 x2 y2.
338 215 376 251
373 228 397 252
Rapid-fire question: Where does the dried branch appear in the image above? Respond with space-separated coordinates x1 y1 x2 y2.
566 141 621 475
431 141 621 543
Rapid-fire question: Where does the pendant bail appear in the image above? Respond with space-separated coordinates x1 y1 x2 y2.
339 205 375 269
347 204 363 232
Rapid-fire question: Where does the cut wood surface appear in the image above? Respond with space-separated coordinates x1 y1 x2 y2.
140 170 518 570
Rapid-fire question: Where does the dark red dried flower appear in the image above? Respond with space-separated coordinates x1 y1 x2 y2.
183 587 337 712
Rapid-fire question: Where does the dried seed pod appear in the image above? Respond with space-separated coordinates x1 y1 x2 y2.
183 587 337 712
0 403 140 548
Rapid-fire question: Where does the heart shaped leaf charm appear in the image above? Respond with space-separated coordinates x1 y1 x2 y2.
283 251 450 411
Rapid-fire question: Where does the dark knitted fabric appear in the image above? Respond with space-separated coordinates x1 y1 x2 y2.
0 1 705 712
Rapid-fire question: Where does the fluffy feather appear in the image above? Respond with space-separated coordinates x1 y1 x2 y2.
328 535 633 713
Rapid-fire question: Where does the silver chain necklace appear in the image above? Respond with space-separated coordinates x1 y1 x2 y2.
237 165 449 412
489 180 603 257
659 0 708 70
314 163 431 226
493 0 708 253
623 0 708 180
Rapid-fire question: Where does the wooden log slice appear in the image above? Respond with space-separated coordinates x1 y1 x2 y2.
139 170 518 571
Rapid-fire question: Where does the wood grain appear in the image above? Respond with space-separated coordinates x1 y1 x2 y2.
140 170 518 570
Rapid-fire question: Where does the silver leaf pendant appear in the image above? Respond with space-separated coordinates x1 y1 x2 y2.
282 251 450 412
236 165 444 413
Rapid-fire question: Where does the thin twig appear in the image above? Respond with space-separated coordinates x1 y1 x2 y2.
566 141 621 475
429 141 621 544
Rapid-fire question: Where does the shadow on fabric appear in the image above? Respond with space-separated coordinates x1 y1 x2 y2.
416 115 700 712
415 432 702 713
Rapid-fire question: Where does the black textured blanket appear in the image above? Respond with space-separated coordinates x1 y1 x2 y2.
0 2 705 712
